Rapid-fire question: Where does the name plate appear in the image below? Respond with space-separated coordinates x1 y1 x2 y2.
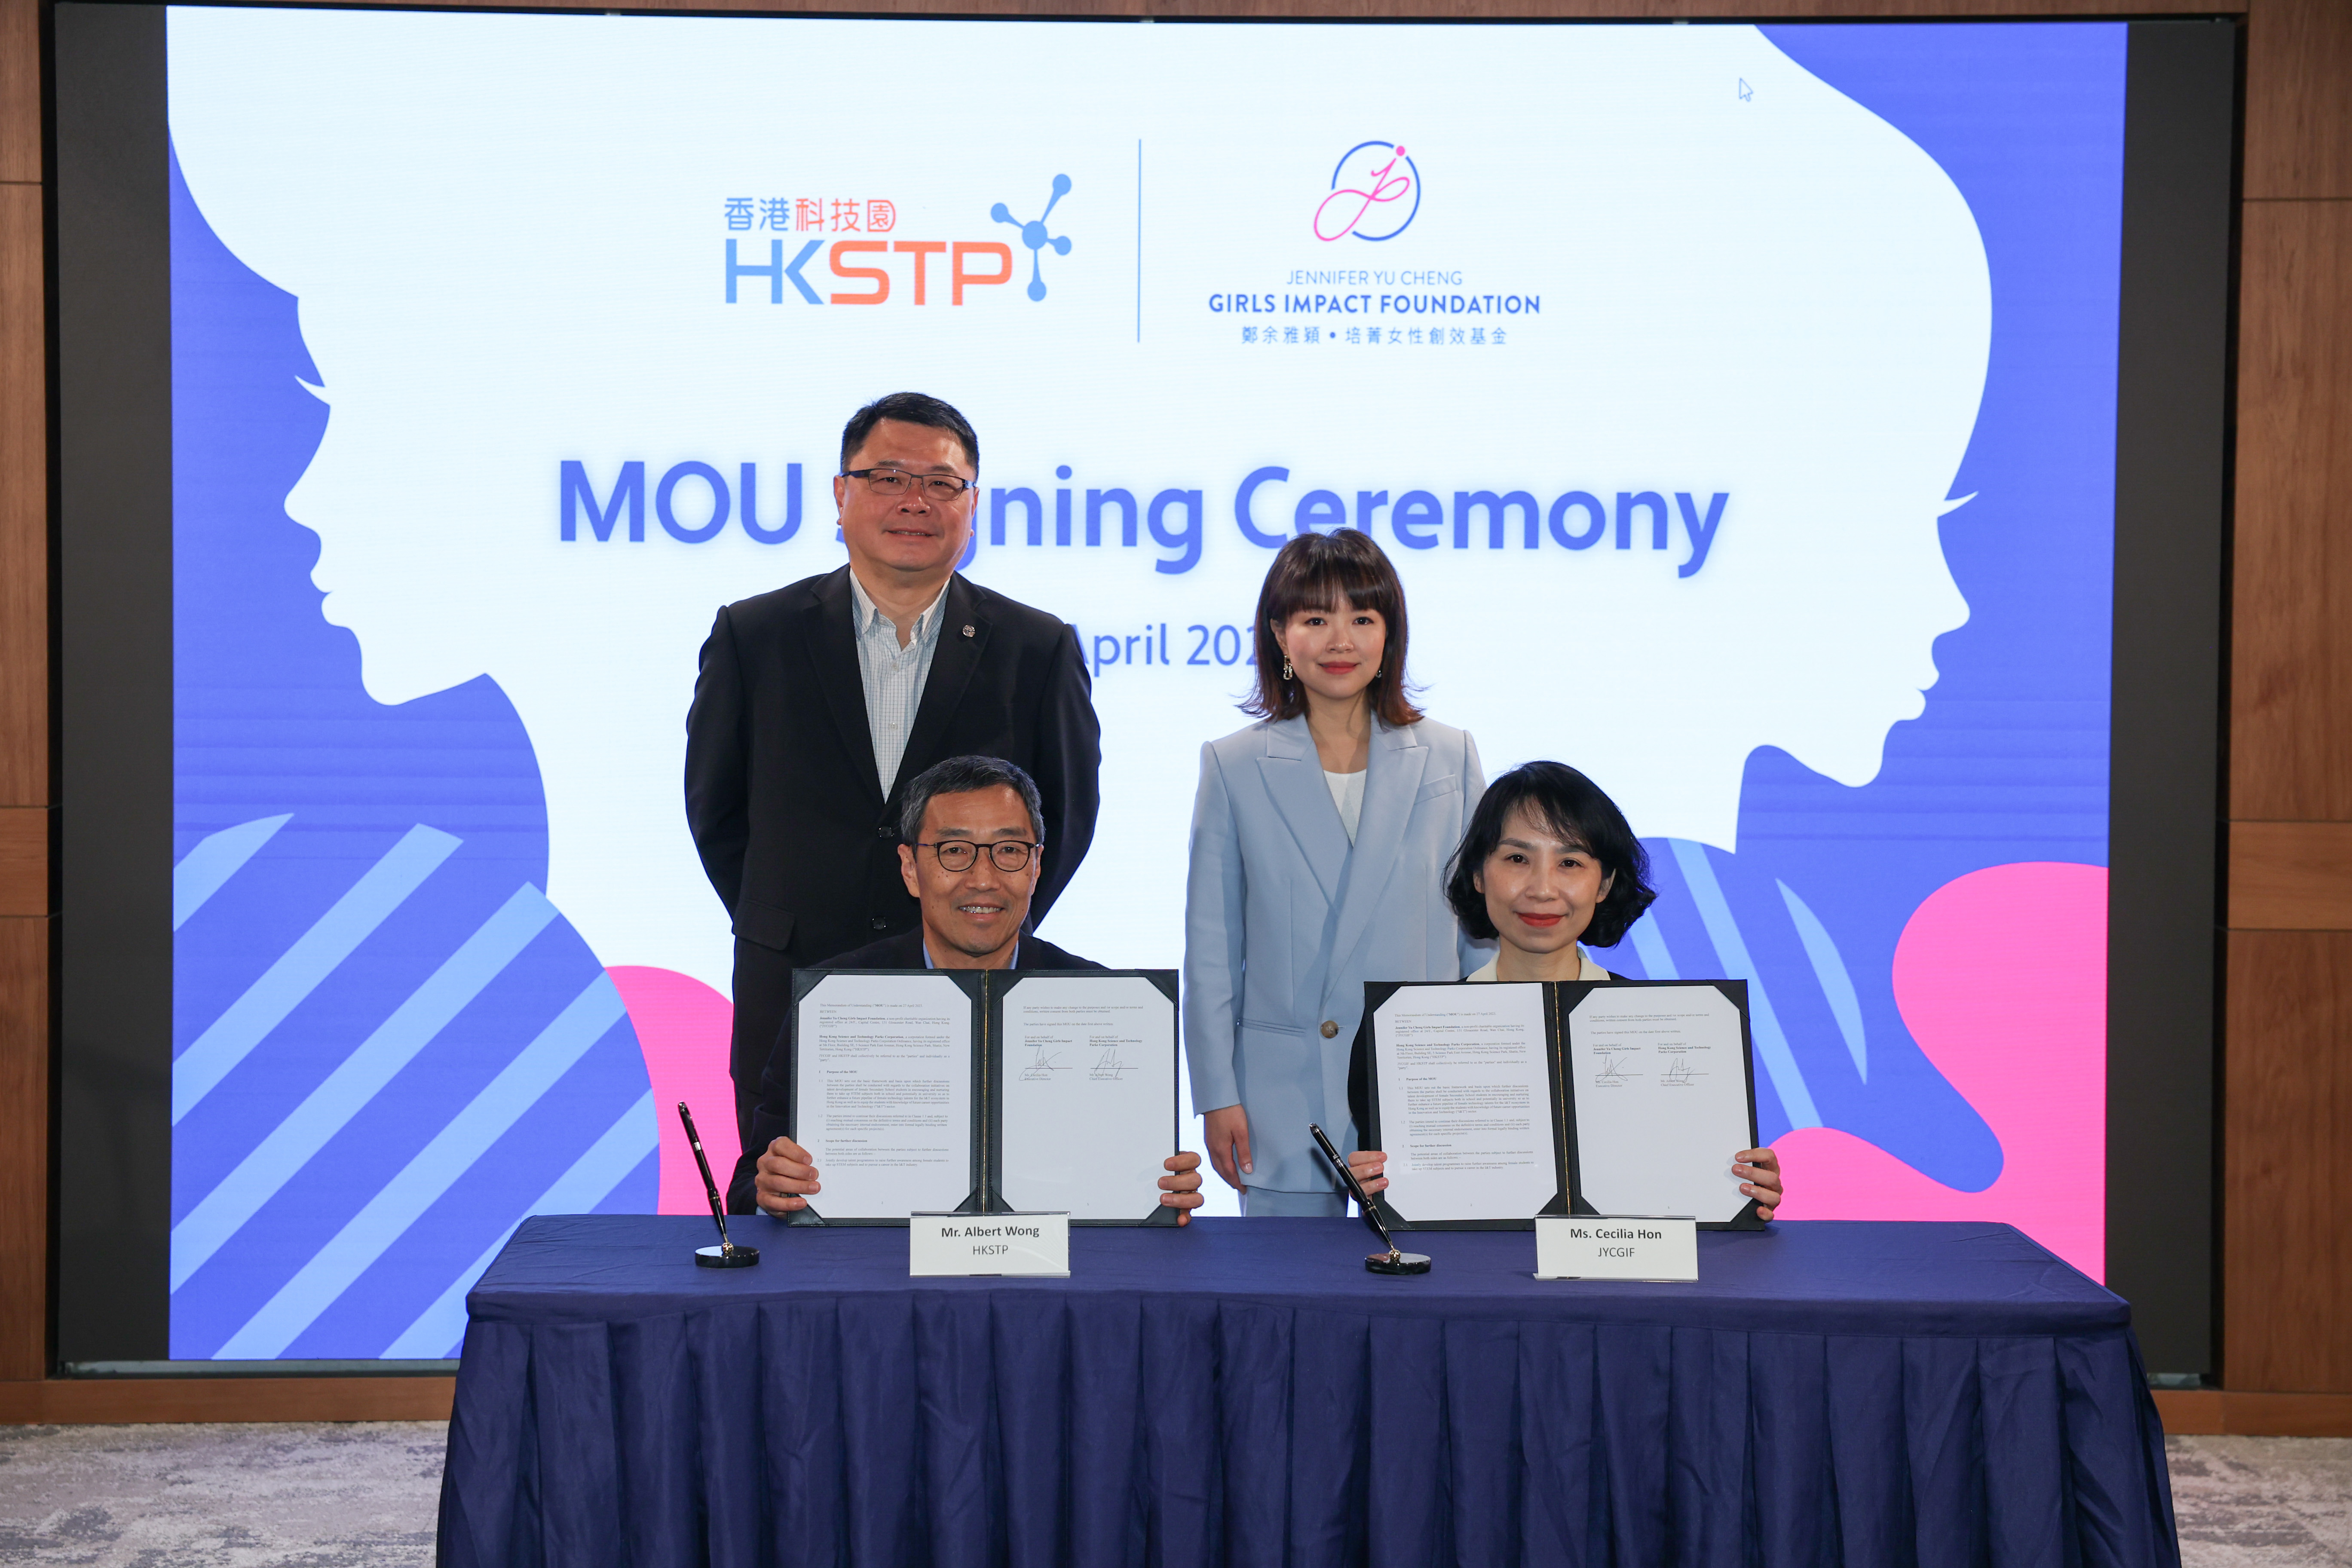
1534 1216 1698 1281
909 1212 1070 1277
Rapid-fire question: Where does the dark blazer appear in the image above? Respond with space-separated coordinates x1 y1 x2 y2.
685 566 1102 1140
724 930 1105 1213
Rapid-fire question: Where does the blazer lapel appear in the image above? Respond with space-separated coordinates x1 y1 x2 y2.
1254 716 1349 906
1329 723 1430 969
804 567 884 807
896 575 987 796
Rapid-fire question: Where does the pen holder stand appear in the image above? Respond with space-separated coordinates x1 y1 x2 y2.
1366 1247 1431 1276
695 1244 760 1268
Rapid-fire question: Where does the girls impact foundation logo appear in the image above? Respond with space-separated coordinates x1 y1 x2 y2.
1314 141 1421 242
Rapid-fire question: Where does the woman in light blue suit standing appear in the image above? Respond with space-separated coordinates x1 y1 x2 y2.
1185 531 1488 1215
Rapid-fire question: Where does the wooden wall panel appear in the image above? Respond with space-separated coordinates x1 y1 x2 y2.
0 805 38 916
2230 821 2352 928
0 917 46 1382
2245 0 2352 200
0 1377 455 1424
0 0 31 185
2224 931 2352 1392
2231 199 2352 821
2153 1389 2352 1436
2228 0 2352 1406
0 180 41 810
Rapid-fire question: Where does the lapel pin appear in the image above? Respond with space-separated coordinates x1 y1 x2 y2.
962 625 976 638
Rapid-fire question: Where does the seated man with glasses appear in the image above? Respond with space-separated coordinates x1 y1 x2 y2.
726 755 1204 1220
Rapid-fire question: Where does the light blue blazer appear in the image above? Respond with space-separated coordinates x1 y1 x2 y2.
1183 714 1490 1194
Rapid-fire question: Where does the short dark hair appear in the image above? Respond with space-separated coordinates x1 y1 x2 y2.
897 755 1044 845
840 392 979 474
1445 762 1657 948
1243 530 1424 727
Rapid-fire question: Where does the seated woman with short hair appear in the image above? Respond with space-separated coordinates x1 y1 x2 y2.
1348 760 1785 1217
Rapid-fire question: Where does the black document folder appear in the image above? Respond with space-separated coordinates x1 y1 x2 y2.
780 967 1180 1227
1357 978 1764 1232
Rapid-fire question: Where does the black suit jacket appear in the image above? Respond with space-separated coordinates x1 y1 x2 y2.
685 566 1102 1138
724 930 1105 1213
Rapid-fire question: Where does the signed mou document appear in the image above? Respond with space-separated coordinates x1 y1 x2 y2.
1370 983 1560 1222
997 974 1177 1219
792 972 975 1221
787 967 1180 1225
1360 979 1762 1229
1565 985 1755 1225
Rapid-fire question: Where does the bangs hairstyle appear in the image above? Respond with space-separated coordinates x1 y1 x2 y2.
1244 530 1424 726
1445 762 1658 948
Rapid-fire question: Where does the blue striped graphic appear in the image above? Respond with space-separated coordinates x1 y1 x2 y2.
172 143 658 1361
1779 878 1869 1082
169 882 561 1291
1626 912 1680 980
377 1090 656 1360
1667 839 1822 1129
172 824 461 1124
211 973 631 1359
173 814 289 930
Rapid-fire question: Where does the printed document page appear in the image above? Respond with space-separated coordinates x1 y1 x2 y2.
793 973 974 1219
1565 985 1752 1222
997 975 1174 1219
1372 983 1559 1221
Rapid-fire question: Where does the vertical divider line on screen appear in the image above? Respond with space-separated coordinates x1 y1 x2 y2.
1136 140 1142 343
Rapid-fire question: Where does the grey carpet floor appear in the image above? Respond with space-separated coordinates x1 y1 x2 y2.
0 1423 441 1565
0 1422 2342 1565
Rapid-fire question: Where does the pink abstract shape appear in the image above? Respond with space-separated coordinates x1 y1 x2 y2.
606 966 740 1217
1770 862 2108 1280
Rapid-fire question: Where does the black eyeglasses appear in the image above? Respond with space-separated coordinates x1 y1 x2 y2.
916 839 1041 873
842 467 974 502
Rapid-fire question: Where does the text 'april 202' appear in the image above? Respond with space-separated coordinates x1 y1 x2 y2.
1078 623 1254 678
558 461 1730 580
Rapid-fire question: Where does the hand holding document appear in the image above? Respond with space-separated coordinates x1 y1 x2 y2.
1371 984 1559 1223
1361 979 1763 1228
1565 985 1756 1225
787 968 1182 1225
793 972 976 1220
997 974 1179 1220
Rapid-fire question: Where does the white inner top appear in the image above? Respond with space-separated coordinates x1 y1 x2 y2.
1323 768 1366 842
1465 949 1613 982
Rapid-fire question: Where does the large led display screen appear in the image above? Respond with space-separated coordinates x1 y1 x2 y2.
164 9 2123 1359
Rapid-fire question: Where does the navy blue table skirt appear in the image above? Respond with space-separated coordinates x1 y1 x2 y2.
438 1216 2176 1568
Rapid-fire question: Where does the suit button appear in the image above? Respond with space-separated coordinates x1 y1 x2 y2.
1320 1020 1339 1038
871 917 889 931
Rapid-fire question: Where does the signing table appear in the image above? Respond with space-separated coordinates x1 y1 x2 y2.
438 1216 2177 1568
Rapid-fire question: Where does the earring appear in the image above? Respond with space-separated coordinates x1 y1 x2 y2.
1282 658 1294 680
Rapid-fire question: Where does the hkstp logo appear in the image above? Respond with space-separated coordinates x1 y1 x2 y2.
1314 141 1419 243
725 175 1073 305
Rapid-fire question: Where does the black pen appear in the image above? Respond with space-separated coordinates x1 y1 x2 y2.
1310 1121 1430 1276
678 1101 759 1268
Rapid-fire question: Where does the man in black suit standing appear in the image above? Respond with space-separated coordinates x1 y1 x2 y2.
686 393 1102 1142
726 755 1201 1219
